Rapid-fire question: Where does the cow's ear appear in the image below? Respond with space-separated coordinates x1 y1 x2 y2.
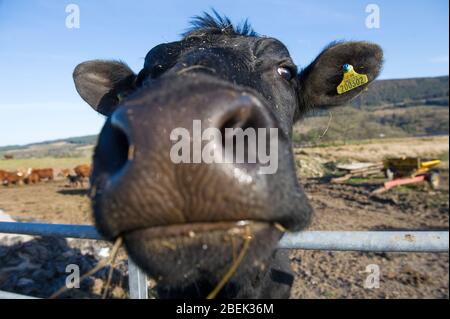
297 41 383 112
73 60 136 116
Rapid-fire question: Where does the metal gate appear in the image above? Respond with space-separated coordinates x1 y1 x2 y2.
0 221 448 299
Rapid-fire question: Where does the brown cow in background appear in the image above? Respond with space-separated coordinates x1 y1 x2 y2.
24 172 41 184
2 171 24 186
31 168 54 181
74 164 91 178
0 170 8 182
58 168 71 178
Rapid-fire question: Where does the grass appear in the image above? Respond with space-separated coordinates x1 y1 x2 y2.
294 102 449 147
321 290 336 299
300 135 448 149
385 179 431 193
438 151 449 162
346 176 384 183
298 135 449 164
0 157 91 171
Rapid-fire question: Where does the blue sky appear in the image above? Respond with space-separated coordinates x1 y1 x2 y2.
0 0 448 146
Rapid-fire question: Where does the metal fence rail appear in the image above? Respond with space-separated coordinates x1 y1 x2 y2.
278 231 449 252
0 290 38 299
0 222 102 240
1 221 448 252
0 221 448 299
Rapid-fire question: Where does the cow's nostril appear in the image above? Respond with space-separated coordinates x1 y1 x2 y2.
105 122 130 175
220 107 254 134
220 107 252 148
218 104 271 165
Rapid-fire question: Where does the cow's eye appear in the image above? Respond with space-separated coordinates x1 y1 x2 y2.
277 66 294 81
150 64 166 78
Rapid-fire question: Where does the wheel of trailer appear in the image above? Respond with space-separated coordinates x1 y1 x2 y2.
384 168 395 180
426 171 440 190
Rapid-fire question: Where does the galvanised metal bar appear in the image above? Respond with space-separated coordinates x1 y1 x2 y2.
279 231 449 252
128 259 149 299
0 222 448 300
0 290 39 299
0 221 102 240
0 222 449 252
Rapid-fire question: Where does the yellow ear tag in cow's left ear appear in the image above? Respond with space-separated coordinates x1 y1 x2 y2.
337 64 368 94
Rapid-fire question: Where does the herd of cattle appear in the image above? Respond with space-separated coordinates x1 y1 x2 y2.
0 164 91 187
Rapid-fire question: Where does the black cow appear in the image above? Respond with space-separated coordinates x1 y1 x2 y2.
67 174 84 187
73 12 383 298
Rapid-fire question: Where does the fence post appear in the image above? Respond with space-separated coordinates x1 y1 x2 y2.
128 258 148 299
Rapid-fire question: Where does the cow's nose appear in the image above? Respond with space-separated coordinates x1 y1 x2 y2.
97 92 275 179
91 88 291 238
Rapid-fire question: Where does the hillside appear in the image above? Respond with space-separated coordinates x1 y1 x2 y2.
351 75 449 107
295 75 449 145
0 135 97 159
0 76 448 155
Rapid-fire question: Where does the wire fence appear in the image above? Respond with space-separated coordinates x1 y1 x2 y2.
0 221 448 299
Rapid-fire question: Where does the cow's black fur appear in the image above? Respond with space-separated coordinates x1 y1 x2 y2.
184 10 258 37
73 11 383 299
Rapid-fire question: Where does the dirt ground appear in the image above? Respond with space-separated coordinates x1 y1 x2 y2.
290 172 449 299
0 136 448 299
0 172 448 298
0 179 92 225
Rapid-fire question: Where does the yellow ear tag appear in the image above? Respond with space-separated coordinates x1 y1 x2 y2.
336 64 368 94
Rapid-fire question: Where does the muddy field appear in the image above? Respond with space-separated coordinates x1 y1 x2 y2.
291 174 449 299
0 137 448 299
0 172 448 298
0 180 92 225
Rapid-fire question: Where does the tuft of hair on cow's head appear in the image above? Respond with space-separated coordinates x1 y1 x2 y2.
73 11 383 298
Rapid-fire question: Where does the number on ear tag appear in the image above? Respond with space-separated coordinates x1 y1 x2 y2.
337 64 368 94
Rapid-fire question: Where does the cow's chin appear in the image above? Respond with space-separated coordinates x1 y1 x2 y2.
123 221 282 298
